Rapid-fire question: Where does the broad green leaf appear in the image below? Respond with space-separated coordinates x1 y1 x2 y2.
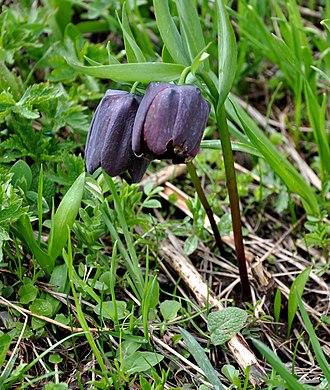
48 172 85 261
184 235 198 256
160 300 181 321
297 293 330 383
122 351 164 374
176 0 208 70
216 0 237 109
253 339 305 390
49 353 63 364
94 301 128 320
287 267 312 337
66 58 185 83
180 328 224 390
153 0 189 65
208 307 247 346
29 299 53 317
227 96 319 216
18 284 38 304
10 160 32 193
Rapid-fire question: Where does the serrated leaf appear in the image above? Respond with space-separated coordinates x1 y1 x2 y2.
208 307 247 345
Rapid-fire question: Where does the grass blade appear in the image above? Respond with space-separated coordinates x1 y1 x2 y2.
304 81 330 179
287 267 312 337
297 293 330 383
227 97 320 216
180 328 224 390
102 174 144 299
252 339 305 390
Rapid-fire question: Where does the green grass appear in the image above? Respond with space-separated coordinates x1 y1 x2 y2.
0 0 329 388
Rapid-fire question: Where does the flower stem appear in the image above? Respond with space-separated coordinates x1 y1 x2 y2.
187 161 225 256
216 105 251 301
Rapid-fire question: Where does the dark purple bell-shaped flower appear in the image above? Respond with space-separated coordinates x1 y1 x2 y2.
132 82 210 164
85 90 149 183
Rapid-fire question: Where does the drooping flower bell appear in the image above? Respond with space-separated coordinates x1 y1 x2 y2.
132 82 210 164
85 90 149 183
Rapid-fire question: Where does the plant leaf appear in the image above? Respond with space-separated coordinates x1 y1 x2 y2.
175 0 208 70
153 0 189 65
297 293 330 383
287 267 312 337
180 328 224 390
216 0 237 108
48 172 85 261
208 307 247 345
66 57 185 83
227 96 319 216
252 339 305 390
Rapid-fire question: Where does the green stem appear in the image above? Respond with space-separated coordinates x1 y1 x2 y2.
216 105 251 301
187 162 225 256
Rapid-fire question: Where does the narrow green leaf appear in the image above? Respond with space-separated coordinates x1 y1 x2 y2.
66 57 185 83
153 0 189 65
287 267 312 337
252 339 305 390
176 0 208 70
304 82 330 178
274 289 282 333
16 214 54 276
227 97 319 216
297 293 330 383
321 19 330 32
200 140 263 157
180 328 224 390
216 0 237 108
119 6 146 63
0 333 12 368
48 172 85 261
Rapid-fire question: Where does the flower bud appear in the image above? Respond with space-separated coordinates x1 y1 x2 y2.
85 90 149 183
132 82 210 164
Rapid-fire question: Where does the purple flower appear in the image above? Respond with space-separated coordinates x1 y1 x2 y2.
132 82 210 164
85 90 149 183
